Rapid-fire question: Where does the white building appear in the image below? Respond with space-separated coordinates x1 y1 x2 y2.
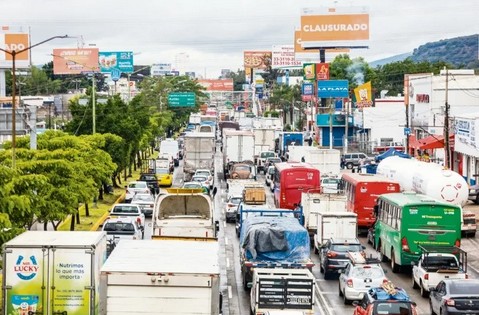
454 113 479 185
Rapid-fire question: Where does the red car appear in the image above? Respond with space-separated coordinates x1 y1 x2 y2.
353 285 418 315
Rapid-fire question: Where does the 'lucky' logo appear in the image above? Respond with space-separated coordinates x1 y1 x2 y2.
14 255 39 281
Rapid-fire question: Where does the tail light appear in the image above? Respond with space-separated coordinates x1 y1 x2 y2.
445 299 455 306
327 251 338 258
346 279 353 288
382 279 389 284
136 217 142 224
305 262 315 268
455 239 461 247
401 237 410 252
424 274 429 280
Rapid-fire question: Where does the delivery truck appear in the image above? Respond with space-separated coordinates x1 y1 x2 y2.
313 212 358 254
183 132 215 182
2 231 107 315
100 240 221 315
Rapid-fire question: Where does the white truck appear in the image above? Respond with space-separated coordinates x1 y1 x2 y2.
100 240 221 315
222 129 255 177
183 132 215 182
313 211 358 254
412 245 468 297
299 191 347 238
288 147 341 177
152 188 219 240
250 268 316 315
253 128 276 163
2 231 107 315
159 138 180 166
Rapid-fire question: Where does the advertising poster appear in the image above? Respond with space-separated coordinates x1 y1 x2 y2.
354 81 373 108
198 79 234 91
53 48 99 74
0 32 30 69
318 80 349 98
5 248 45 315
316 63 330 80
303 63 316 81
271 45 302 69
243 51 272 70
51 248 92 315
99 51 134 74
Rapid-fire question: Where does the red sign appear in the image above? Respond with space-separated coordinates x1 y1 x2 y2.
198 79 234 91
316 63 329 80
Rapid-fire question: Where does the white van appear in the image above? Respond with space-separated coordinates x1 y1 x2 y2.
160 139 180 166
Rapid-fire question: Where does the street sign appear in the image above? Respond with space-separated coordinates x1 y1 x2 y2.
111 68 121 81
404 127 411 135
168 92 196 107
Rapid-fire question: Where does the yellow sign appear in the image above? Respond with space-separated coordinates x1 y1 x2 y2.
354 81 373 108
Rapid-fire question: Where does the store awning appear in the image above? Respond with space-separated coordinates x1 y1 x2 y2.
408 135 421 149
418 135 445 150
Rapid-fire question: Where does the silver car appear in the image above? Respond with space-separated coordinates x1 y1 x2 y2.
125 181 151 202
339 260 388 305
131 193 155 217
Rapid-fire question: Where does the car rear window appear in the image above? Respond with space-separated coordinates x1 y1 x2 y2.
331 244 362 252
130 182 147 188
141 175 156 181
261 152 275 158
103 223 135 233
373 302 411 315
352 267 383 278
112 206 139 214
449 281 479 294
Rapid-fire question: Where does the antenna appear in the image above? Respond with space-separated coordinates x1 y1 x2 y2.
77 35 85 49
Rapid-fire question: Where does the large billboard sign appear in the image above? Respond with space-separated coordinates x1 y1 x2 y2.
198 79 234 91
271 45 302 69
53 48 99 74
318 80 349 98
151 63 172 76
294 30 350 62
300 6 369 49
99 51 134 74
0 33 30 69
243 51 272 70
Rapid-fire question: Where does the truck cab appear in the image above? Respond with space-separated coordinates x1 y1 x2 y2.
412 245 468 297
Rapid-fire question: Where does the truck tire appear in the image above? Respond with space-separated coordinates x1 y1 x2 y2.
412 276 419 289
420 281 429 297
346 162 353 169
243 275 250 291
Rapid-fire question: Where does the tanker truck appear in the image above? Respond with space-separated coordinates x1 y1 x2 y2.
377 156 468 206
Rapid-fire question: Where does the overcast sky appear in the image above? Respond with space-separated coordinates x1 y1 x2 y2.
2 0 479 78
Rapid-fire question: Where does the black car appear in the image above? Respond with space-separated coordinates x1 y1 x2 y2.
138 173 160 195
430 279 479 315
319 238 365 279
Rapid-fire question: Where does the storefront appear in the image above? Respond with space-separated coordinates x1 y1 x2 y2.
454 113 479 185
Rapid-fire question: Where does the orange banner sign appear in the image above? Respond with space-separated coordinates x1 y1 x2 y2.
198 79 234 91
53 48 99 74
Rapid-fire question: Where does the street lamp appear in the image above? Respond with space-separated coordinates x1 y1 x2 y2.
0 34 69 168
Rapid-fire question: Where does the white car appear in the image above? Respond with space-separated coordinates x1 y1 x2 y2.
130 193 155 217
125 181 151 203
338 259 388 305
109 203 145 228
225 195 242 223
195 169 214 189
191 175 209 189
102 217 144 244
264 165 275 187
321 177 341 193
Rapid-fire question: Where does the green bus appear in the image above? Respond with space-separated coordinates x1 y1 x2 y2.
374 191 462 273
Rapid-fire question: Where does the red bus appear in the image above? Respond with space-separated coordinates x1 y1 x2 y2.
273 162 320 209
340 173 400 229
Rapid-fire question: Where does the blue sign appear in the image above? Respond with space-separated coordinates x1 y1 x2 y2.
335 98 343 110
404 127 411 135
317 80 349 98
99 51 134 74
302 82 314 96
111 68 121 81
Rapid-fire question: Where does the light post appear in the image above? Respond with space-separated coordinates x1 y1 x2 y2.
0 35 69 168
127 66 150 102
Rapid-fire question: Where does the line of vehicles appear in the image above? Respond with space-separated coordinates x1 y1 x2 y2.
3 108 479 315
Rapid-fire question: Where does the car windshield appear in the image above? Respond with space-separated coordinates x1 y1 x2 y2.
141 175 156 181
156 168 169 174
183 183 201 188
132 195 154 202
449 281 479 294
331 244 363 252
103 222 136 233
323 178 340 185
192 176 207 182
230 197 242 204
112 206 139 214
373 302 411 315
129 182 147 189
233 165 250 172
196 171 210 177
261 152 275 158
351 267 384 278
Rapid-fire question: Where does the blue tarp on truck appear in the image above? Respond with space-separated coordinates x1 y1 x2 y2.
240 216 310 262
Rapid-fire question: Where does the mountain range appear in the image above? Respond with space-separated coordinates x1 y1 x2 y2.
370 34 479 68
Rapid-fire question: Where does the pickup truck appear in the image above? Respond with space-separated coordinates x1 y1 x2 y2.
412 245 468 297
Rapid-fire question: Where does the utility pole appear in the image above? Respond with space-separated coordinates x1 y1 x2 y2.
444 67 450 169
92 73 96 134
344 98 349 154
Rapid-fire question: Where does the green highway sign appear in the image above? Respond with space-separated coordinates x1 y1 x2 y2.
168 92 196 107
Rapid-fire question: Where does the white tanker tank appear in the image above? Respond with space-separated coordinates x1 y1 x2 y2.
377 156 468 206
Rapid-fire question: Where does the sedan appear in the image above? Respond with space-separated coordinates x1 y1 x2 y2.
125 181 151 203
191 175 210 188
225 195 242 223
429 279 479 315
131 193 155 217
339 261 388 304
195 169 214 189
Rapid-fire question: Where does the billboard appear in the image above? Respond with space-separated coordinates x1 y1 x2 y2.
271 45 302 69
300 6 369 49
316 63 329 80
0 33 30 69
151 63 172 76
243 51 272 69
354 81 373 108
99 51 134 74
53 48 99 74
303 63 316 81
198 79 234 91
317 80 349 98
294 30 350 62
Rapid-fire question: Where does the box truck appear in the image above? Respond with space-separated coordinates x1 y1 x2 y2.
100 240 221 315
2 231 107 315
313 212 358 254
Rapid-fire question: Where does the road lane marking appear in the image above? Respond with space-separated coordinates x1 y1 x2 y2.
226 258 230 268
225 237 229 246
223 221 226 228
228 285 233 299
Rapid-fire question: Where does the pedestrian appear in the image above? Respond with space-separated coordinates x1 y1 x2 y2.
212 186 218 198
307 136 313 146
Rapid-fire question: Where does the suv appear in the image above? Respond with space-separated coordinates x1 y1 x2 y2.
102 217 144 244
319 238 366 279
138 173 160 194
342 152 372 169
353 285 418 315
